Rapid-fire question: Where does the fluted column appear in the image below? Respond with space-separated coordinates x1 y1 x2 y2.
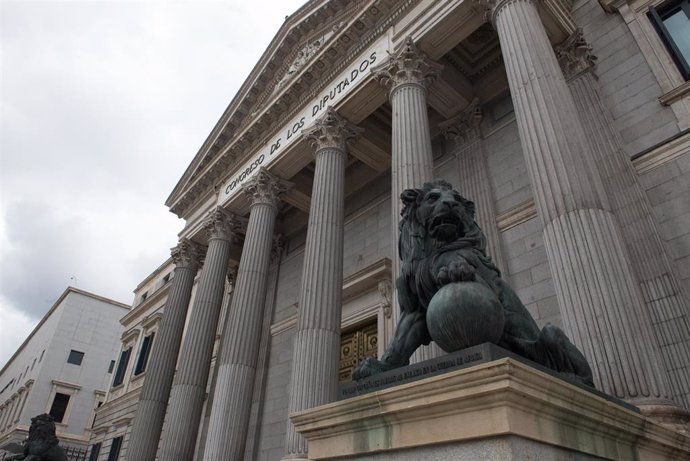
556 29 690 409
203 168 291 461
440 99 507 275
158 208 242 460
126 239 202 461
283 108 360 460
490 0 677 411
374 36 444 362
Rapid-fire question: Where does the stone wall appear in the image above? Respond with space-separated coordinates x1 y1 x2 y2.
573 0 680 156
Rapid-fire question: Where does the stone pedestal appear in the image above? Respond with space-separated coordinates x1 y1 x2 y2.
292 359 690 460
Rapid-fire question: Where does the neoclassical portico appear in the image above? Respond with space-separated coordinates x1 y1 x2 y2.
117 1 690 459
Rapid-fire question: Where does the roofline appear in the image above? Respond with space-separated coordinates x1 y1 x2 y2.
165 0 325 208
0 287 130 376
134 257 174 292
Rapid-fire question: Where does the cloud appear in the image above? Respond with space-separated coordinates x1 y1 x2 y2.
0 0 307 368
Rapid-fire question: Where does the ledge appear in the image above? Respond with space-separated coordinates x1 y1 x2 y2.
659 80 690 106
292 358 690 460
496 200 537 232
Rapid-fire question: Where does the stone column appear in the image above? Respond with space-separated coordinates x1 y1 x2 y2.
440 98 507 275
158 208 241 460
126 239 202 461
283 108 360 460
203 168 290 461
556 29 690 409
374 36 444 362
489 0 678 413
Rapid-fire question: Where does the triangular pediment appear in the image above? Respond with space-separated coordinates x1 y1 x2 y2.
166 0 373 216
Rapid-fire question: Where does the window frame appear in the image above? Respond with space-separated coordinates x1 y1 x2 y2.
67 350 85 366
48 392 71 423
133 332 155 376
107 436 123 461
111 347 132 387
88 442 102 461
649 0 690 80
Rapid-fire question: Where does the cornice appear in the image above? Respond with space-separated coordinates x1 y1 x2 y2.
168 0 417 219
167 0 360 213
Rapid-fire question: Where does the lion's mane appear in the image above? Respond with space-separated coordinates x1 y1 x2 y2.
398 180 501 312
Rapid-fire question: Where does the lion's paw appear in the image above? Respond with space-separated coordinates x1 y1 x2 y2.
436 260 475 285
352 357 396 380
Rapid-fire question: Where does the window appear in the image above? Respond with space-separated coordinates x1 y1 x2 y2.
108 360 116 373
107 436 123 461
39 350 45 362
67 350 84 366
134 333 155 375
140 291 148 303
88 442 102 461
112 348 131 387
162 273 171 284
649 0 690 79
48 392 70 423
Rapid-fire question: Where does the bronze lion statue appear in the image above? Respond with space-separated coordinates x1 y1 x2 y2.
7 414 67 461
354 180 594 386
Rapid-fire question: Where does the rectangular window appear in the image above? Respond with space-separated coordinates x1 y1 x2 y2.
108 360 116 373
88 442 102 461
107 436 123 461
649 0 690 79
67 350 85 366
49 392 70 423
112 348 131 387
134 333 155 376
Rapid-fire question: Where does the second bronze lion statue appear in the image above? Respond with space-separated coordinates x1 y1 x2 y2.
354 180 594 386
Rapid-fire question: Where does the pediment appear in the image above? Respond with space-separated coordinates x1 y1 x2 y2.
166 0 376 216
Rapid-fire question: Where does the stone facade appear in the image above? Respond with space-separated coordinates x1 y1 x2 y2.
0 288 129 457
91 0 690 459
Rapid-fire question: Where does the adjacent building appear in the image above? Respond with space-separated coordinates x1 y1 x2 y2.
93 0 690 459
0 288 129 457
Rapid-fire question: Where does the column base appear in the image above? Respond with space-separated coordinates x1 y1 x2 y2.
292 358 690 460
633 398 690 435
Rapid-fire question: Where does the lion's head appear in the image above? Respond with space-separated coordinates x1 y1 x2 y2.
399 180 486 266
27 413 59 446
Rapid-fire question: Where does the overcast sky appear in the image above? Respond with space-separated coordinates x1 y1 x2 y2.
0 0 307 368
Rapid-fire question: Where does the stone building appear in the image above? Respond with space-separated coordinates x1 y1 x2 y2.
95 0 690 459
0 287 129 457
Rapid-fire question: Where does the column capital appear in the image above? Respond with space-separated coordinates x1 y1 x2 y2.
555 28 597 80
304 107 362 153
439 98 483 145
171 239 203 271
242 167 293 209
203 207 243 242
373 36 443 95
